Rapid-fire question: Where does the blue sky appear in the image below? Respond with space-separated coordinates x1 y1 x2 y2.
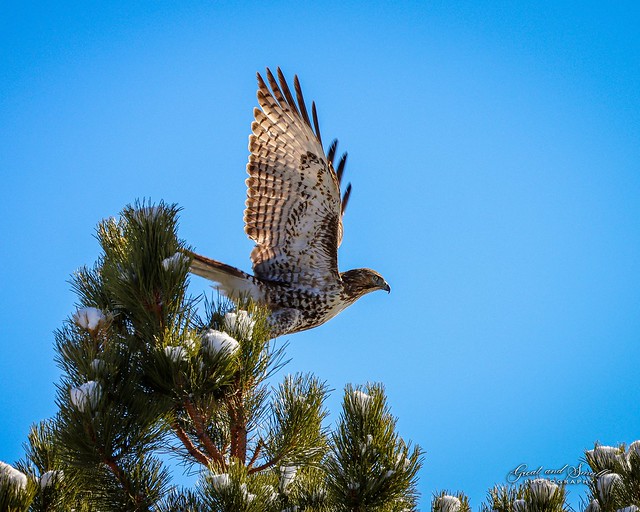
1 1 639 508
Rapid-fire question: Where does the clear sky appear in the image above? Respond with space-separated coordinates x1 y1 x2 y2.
1 1 639 509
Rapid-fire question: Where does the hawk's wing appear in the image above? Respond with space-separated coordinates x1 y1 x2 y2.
244 68 350 289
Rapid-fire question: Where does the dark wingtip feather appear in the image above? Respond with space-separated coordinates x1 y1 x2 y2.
265 67 277 88
276 67 299 115
327 139 338 165
293 75 312 128
341 183 352 215
256 71 268 92
336 152 348 185
312 101 322 148
265 67 286 108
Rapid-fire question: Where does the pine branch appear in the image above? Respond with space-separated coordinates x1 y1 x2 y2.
228 388 247 463
87 420 132 499
172 422 212 467
248 450 285 475
103 457 137 502
146 290 166 333
183 399 226 469
246 439 263 470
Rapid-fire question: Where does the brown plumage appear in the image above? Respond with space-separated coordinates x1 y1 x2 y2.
189 68 390 336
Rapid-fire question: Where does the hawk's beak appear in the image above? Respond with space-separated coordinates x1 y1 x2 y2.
383 282 391 293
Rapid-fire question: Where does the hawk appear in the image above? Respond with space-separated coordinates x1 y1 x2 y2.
189 68 390 336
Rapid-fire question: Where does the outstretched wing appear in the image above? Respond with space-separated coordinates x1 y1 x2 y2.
244 68 350 288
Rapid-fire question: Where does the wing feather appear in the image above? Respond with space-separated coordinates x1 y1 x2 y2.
244 68 348 287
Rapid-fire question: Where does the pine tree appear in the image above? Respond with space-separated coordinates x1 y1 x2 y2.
479 480 568 512
3 200 639 512
1 201 422 511
582 442 640 512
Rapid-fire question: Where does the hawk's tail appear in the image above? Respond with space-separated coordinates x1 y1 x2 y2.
184 250 264 300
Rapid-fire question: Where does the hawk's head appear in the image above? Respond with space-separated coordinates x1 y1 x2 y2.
341 268 391 301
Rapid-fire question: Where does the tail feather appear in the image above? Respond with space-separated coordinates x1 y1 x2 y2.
185 251 264 300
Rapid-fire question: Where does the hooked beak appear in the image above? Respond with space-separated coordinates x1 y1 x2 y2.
383 281 391 293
